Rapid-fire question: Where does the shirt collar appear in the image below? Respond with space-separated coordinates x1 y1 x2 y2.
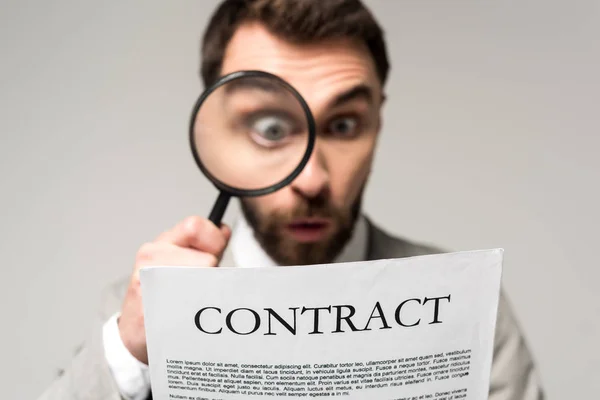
230 213 369 268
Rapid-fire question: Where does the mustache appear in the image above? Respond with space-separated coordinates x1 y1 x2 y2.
277 196 340 221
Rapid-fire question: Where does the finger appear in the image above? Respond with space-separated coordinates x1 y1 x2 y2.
220 224 232 242
136 242 219 270
155 216 228 256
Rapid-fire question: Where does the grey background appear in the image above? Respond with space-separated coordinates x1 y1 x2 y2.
0 0 598 398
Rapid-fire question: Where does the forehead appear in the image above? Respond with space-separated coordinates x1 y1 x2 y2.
220 23 381 108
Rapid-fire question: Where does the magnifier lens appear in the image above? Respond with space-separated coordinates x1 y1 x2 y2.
192 75 310 191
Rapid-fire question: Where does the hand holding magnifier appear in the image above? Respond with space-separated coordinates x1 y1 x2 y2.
189 70 316 225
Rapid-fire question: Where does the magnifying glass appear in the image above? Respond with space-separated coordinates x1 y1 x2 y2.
189 70 316 226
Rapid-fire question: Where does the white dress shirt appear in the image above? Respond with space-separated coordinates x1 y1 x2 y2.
102 214 369 399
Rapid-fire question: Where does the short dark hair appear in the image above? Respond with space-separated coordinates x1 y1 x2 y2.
200 0 389 88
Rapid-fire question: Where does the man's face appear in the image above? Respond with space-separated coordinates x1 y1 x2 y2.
220 23 384 265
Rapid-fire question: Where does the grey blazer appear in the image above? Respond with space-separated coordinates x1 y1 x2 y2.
37 218 545 399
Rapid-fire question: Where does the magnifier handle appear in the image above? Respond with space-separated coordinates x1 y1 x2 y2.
208 191 231 226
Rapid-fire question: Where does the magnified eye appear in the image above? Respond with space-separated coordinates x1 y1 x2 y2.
249 115 294 147
329 116 359 137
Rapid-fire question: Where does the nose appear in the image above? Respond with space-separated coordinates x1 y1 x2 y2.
291 142 330 199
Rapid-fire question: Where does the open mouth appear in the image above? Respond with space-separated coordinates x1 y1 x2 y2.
286 219 331 242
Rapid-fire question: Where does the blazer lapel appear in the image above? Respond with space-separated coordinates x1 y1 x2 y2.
365 216 443 261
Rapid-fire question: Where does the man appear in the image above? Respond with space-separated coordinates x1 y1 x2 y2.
38 1 544 399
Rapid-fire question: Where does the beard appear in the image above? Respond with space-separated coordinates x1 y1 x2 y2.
240 186 365 266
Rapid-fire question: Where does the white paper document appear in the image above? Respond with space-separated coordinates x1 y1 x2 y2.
140 249 503 400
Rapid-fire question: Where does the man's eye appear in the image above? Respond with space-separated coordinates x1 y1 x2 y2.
328 117 359 137
249 116 293 147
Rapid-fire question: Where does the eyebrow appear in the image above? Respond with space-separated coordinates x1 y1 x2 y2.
223 77 284 95
221 78 375 111
331 84 374 108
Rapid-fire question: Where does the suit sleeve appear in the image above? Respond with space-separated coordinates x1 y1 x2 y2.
488 290 545 400
35 282 128 400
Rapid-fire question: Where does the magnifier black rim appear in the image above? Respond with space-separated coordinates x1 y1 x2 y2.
189 70 316 197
